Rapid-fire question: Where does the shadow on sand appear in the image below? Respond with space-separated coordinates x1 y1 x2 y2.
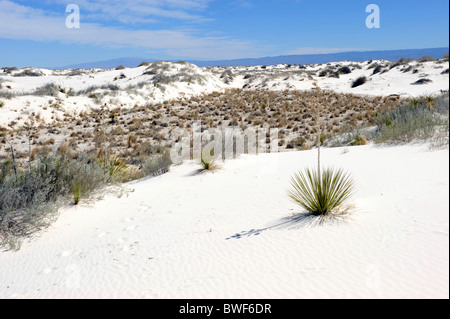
226 212 347 240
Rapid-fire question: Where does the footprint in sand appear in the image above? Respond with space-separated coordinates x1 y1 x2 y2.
41 267 57 275
96 231 111 238
60 250 75 258
123 225 138 232
121 217 135 223
138 204 152 213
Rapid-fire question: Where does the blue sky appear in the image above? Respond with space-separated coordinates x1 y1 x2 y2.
0 0 448 67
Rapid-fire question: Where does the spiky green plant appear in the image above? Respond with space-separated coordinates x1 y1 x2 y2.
97 155 129 182
200 148 215 170
289 167 354 216
72 178 88 205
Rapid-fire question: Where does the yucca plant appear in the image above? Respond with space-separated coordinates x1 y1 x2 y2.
72 178 88 205
97 155 129 182
288 82 355 217
289 167 354 216
200 148 216 170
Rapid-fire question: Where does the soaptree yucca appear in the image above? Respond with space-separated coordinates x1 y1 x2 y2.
200 148 216 170
288 82 354 216
289 167 354 216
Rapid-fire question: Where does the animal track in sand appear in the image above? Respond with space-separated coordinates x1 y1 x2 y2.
41 267 57 275
123 225 138 232
120 217 135 223
60 250 75 258
138 203 152 213
96 231 111 238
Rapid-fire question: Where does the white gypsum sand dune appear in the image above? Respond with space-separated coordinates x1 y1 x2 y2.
0 59 448 128
0 144 448 299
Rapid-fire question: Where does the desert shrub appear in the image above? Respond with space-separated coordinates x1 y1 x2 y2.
200 148 216 170
393 57 412 67
220 70 234 84
337 66 352 75
319 68 339 78
328 125 377 148
350 135 368 145
0 152 132 249
97 155 130 182
153 72 206 85
1 67 18 74
140 150 172 177
416 56 435 63
13 69 43 77
372 64 384 75
33 83 60 96
286 137 306 149
68 69 84 76
351 76 367 88
289 167 354 216
375 93 449 145
77 84 119 96
0 91 16 99
411 78 433 85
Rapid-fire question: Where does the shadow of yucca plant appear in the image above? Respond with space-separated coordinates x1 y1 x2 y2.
289 167 355 216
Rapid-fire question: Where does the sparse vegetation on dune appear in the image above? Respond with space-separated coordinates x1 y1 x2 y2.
0 147 174 249
0 88 403 167
0 57 447 244
374 92 449 146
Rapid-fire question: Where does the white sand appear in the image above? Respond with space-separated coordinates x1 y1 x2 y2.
1 144 448 299
1 59 448 128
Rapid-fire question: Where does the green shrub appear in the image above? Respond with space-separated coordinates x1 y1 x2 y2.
350 135 368 146
97 155 130 182
13 69 43 77
0 153 116 248
289 167 354 216
416 56 435 63
375 93 449 144
200 148 216 170
351 76 366 88
141 150 172 177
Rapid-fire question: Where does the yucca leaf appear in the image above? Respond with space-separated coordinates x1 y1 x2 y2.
289 167 354 216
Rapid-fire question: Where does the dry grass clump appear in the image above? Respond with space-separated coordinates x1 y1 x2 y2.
1 88 400 172
374 92 449 146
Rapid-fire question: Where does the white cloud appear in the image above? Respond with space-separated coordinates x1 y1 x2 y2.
38 0 213 23
0 0 261 60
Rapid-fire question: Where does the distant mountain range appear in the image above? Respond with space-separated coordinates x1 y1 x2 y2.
57 47 449 70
